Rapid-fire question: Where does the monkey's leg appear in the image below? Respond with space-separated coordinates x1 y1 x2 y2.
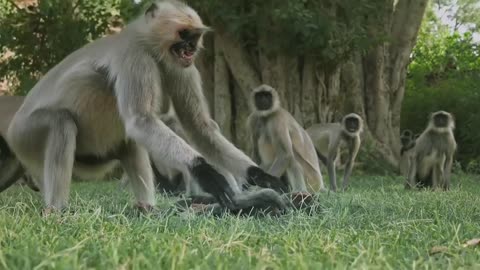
285 162 307 192
443 156 453 190
432 161 446 191
326 160 337 192
341 159 355 191
42 113 78 209
120 142 156 210
405 156 417 189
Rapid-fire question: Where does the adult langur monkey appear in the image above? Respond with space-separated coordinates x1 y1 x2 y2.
247 84 325 194
399 129 416 176
0 96 39 192
306 113 363 192
6 1 287 214
406 111 457 190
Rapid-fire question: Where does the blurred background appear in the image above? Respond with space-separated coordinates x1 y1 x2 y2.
1 0 479 175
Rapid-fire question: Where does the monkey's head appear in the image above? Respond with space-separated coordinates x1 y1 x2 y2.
429 111 455 133
342 113 363 136
251 84 280 116
400 129 413 146
144 0 210 67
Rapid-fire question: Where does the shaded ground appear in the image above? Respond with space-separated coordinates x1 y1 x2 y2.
1 175 479 269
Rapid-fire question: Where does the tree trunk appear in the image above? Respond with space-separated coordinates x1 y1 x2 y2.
196 0 428 169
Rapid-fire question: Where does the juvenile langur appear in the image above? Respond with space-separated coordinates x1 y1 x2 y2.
399 129 415 176
158 109 245 204
406 111 457 190
6 1 287 213
247 84 325 193
307 113 363 192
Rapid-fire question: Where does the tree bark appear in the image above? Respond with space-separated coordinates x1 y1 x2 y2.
195 0 428 169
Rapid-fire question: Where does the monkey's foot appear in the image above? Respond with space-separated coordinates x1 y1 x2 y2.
134 202 156 214
41 206 62 217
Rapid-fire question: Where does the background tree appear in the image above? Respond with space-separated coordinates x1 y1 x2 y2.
402 0 480 172
0 0 430 171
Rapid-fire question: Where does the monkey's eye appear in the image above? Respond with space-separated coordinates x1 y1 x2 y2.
179 29 190 40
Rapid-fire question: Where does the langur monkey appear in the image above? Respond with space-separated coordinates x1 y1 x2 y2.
247 84 325 193
6 1 287 213
307 113 363 192
399 129 415 176
406 111 457 190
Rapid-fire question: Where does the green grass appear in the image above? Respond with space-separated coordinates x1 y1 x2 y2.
1 175 480 270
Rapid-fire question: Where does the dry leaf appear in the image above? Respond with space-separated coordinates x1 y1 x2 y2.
462 238 480 248
429 246 448 255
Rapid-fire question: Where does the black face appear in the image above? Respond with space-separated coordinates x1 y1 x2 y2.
171 29 202 67
345 117 359 133
401 130 412 138
433 113 449 128
254 91 273 111
401 137 411 146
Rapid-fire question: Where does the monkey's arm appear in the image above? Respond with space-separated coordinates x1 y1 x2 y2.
325 134 342 191
443 152 454 190
168 67 286 192
266 123 295 178
341 136 360 190
406 154 417 189
247 115 261 164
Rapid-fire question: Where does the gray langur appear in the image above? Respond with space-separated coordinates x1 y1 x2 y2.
6 0 287 214
0 96 38 192
306 113 363 192
247 84 325 193
399 129 415 176
406 111 457 190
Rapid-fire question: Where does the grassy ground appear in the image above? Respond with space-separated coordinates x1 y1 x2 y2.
0 175 479 270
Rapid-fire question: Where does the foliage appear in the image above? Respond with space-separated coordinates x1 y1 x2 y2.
187 0 385 65
0 0 140 95
403 4 480 165
1 178 480 269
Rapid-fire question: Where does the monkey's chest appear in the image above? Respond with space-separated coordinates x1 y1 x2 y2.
258 133 277 163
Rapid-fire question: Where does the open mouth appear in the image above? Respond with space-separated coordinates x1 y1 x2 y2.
178 48 194 60
171 42 196 66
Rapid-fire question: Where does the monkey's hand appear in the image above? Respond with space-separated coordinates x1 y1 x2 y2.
246 167 289 193
190 157 237 208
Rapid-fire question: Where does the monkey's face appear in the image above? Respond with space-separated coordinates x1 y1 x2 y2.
146 1 209 67
170 28 204 67
254 91 273 111
433 113 449 128
400 136 411 146
345 117 359 133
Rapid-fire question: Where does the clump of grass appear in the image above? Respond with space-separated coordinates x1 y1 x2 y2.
0 175 479 269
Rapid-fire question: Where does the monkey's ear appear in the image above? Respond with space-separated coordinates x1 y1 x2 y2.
145 2 158 18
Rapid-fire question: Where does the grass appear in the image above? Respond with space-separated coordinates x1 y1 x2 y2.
1 175 479 270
